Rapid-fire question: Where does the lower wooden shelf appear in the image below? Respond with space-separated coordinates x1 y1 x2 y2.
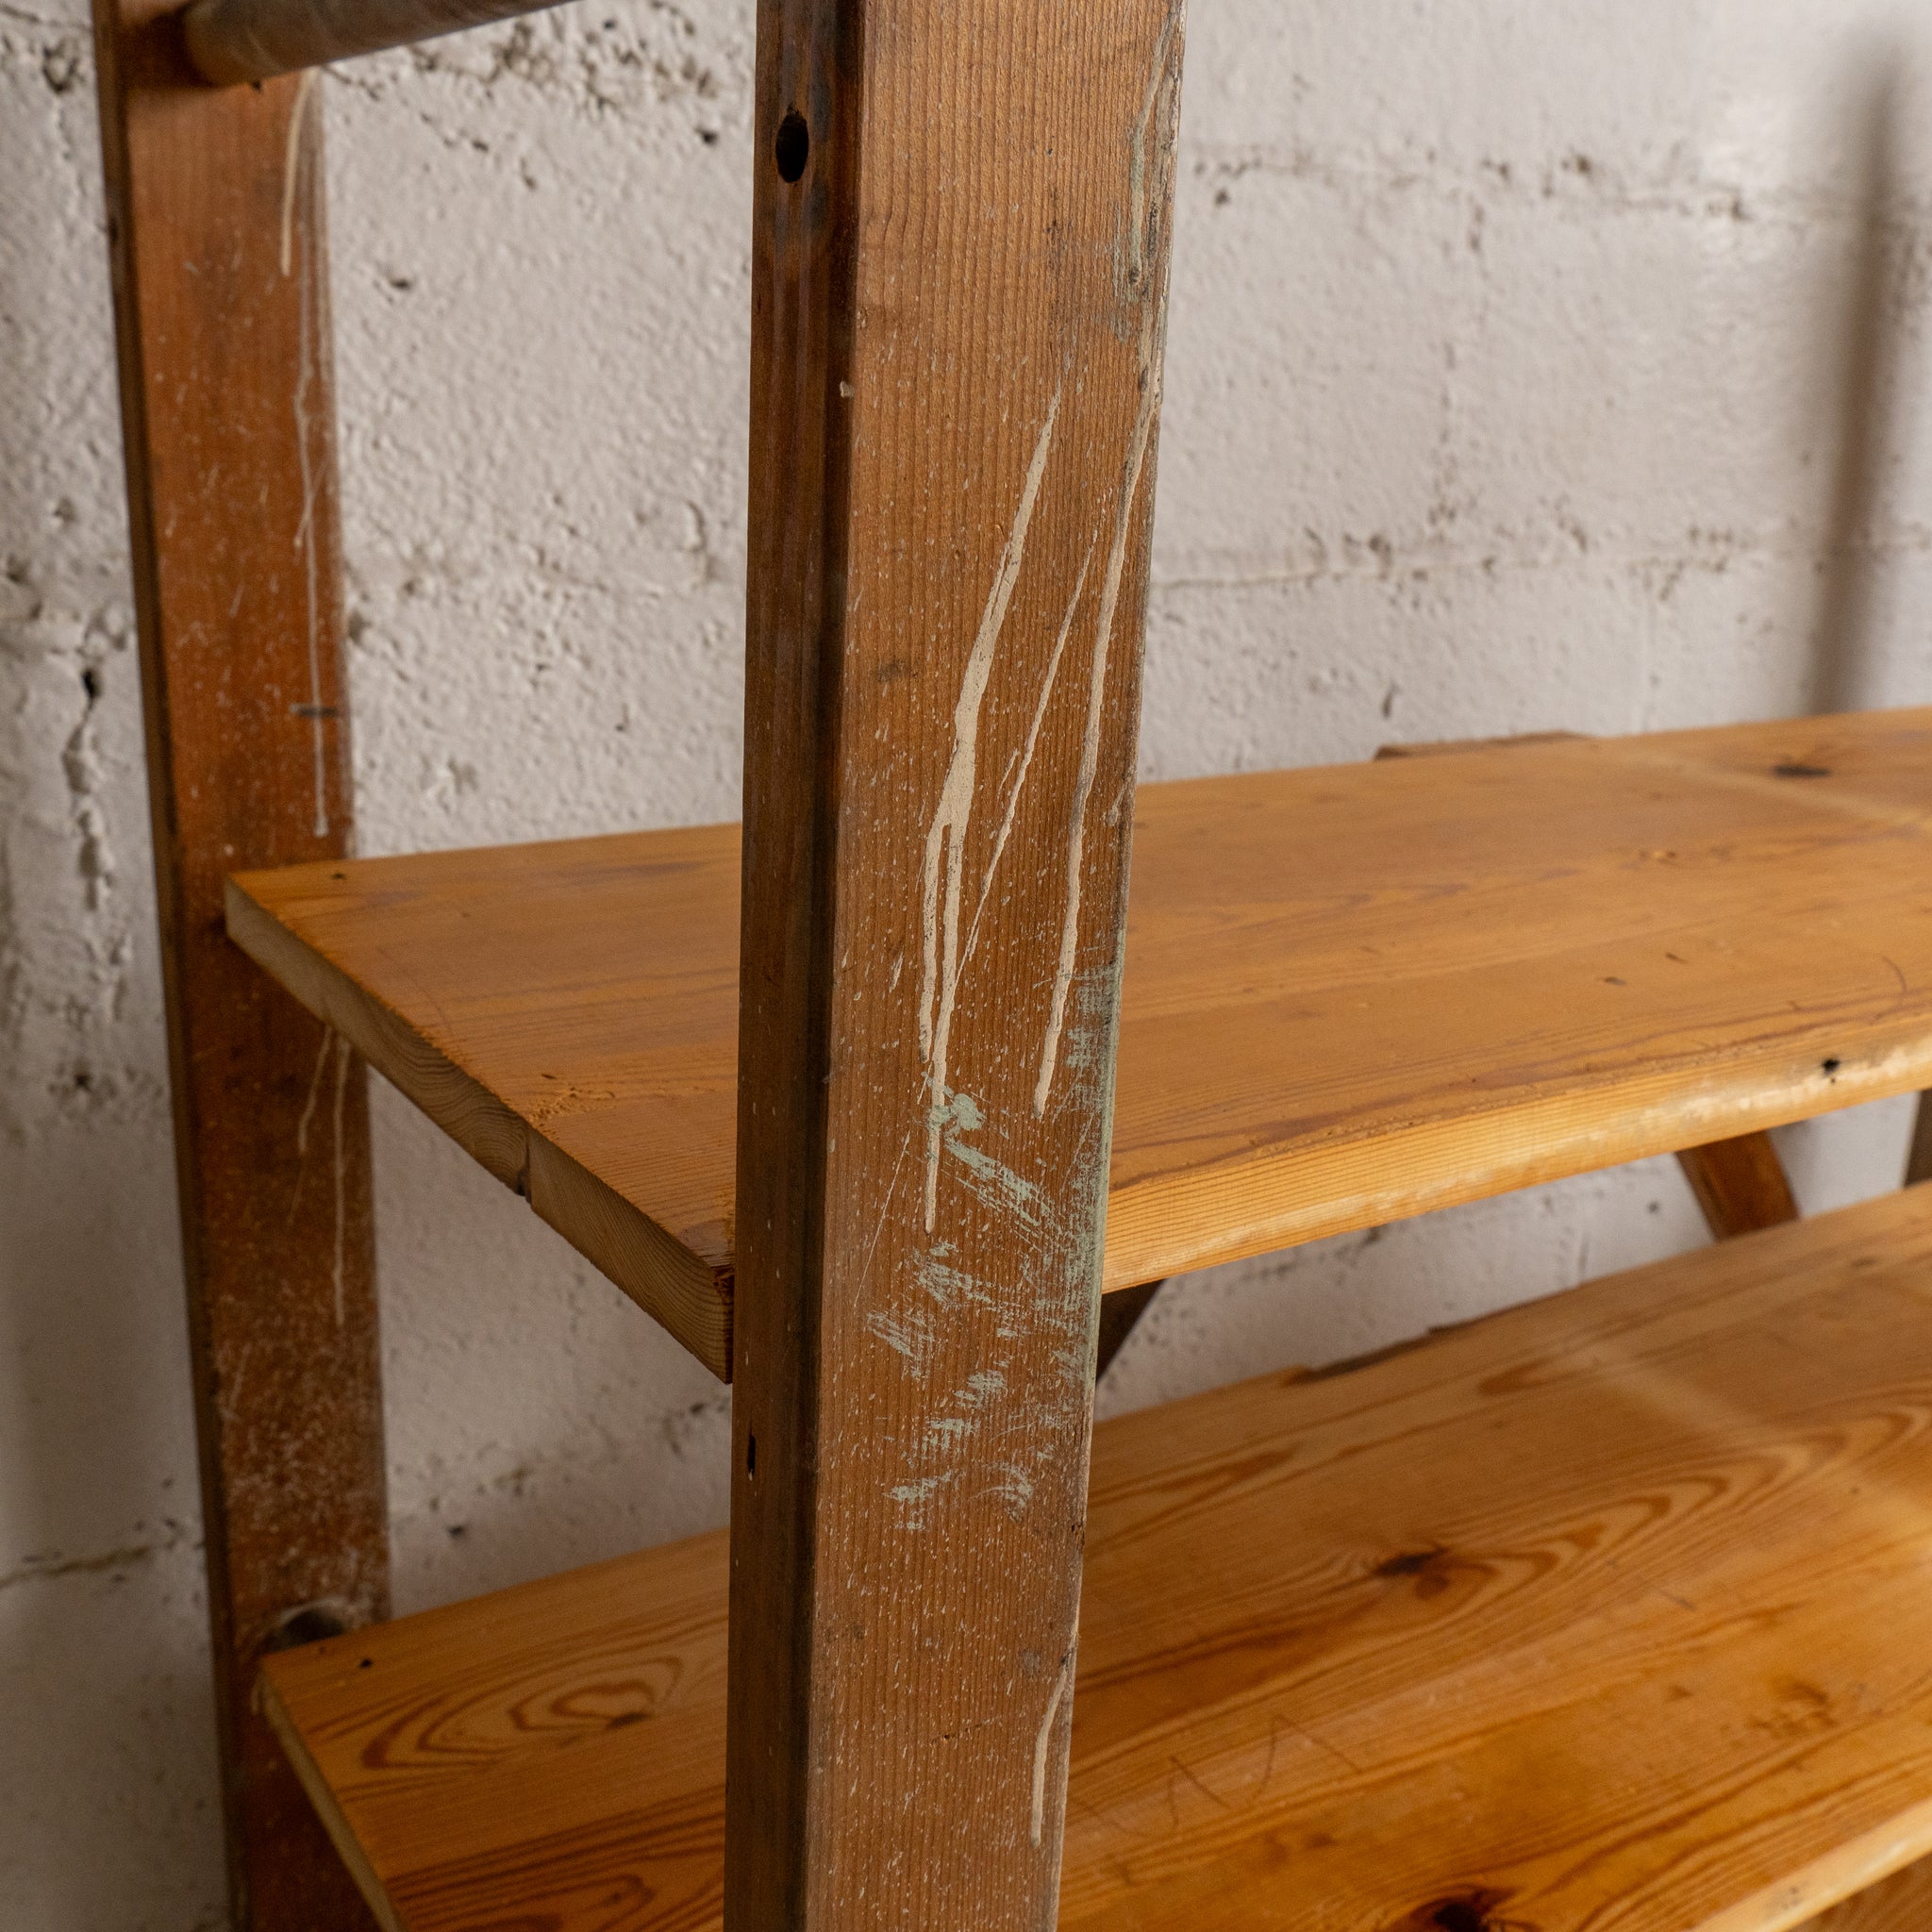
266 1184 1932 1931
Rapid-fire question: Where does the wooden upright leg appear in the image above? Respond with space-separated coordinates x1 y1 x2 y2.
728 1 1187 1924
1905 1094 1932 1188
1677 1133 1801 1240
91 19 388 1930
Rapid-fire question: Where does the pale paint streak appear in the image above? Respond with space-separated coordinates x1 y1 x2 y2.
277 69 317 278
288 1023 331 1224
919 387 1063 1229
962 539 1096 976
1030 1650 1074 1848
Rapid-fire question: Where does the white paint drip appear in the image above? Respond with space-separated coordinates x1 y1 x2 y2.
961 538 1095 975
1030 1650 1074 1848
284 70 331 841
918 386 1062 1230
330 1030 351 1327
277 70 316 280
287 1025 331 1224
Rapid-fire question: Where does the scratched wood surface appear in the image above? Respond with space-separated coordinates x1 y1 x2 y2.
231 708 1932 1378
264 1183 1932 1931
725 0 1186 1922
91 17 388 1930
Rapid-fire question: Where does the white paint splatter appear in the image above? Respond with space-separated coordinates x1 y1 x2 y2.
944 1134 1054 1235
277 70 317 280
889 1469 957 1528
865 1305 935 1375
1030 1650 1074 1848
961 1369 1006 1405
919 386 1062 1229
287 1024 331 1224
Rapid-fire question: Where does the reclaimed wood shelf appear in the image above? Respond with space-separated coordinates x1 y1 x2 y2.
266 1183 1932 1932
228 708 1932 1377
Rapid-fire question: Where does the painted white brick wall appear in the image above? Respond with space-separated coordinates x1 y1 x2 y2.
3 0 1930 1920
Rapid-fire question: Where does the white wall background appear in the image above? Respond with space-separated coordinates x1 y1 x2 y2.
5 0 1932 1922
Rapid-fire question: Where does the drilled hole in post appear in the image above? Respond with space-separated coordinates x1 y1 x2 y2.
774 110 809 182
746 1432 758 1478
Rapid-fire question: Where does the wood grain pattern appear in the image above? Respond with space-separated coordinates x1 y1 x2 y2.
1678 1132 1801 1240
91 15 388 1928
232 709 1932 1378
725 0 1186 1922
265 1183 1932 1931
1375 733 1805 1252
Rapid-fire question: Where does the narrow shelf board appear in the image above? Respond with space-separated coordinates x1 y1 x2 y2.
266 1183 1932 1932
228 707 1932 1377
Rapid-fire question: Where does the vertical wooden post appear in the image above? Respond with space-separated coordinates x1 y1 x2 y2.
729 1 1186 1924
1907 1096 1932 1189
91 19 387 1931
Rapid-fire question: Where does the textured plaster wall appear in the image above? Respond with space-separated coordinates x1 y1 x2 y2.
5 0 1932 1922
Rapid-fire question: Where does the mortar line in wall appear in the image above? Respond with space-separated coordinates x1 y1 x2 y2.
1189 141 1932 237
1151 527 1932 596
0 1526 192 1593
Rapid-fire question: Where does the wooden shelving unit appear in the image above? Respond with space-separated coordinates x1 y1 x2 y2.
89 0 1932 1926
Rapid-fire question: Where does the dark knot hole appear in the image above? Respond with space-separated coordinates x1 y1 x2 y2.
775 110 810 183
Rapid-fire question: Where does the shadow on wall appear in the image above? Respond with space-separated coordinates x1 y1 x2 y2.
1784 43 1930 1201
1809 48 1924 715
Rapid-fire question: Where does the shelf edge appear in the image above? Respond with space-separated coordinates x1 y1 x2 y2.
225 877 735 1380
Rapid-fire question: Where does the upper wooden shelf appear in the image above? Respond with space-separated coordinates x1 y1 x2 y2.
228 707 1932 1378
264 1183 1932 1931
